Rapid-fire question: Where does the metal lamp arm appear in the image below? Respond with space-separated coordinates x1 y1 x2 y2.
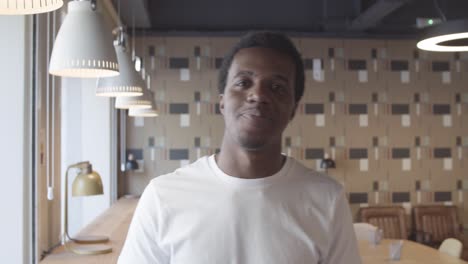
63 161 90 241
64 165 72 241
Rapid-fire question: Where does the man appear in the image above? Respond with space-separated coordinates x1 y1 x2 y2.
119 32 362 264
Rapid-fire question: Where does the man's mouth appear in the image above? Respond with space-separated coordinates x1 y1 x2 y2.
239 109 273 125
243 105 273 115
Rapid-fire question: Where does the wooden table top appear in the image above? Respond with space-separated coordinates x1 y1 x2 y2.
40 197 139 264
41 197 467 264
359 239 468 264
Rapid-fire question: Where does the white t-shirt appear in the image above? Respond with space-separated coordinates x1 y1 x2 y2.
119 155 362 264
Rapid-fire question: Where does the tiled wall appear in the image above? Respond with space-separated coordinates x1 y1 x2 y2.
123 36 468 225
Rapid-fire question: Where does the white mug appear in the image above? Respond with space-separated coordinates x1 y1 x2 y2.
389 240 403 260
369 228 383 246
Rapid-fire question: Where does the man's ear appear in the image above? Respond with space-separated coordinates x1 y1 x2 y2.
219 94 225 115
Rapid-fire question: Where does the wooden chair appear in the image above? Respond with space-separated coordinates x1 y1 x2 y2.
413 205 462 247
359 206 407 239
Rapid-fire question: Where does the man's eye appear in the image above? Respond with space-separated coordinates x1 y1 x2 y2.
235 80 250 87
271 83 286 92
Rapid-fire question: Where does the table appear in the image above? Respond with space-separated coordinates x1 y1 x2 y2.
40 197 139 264
42 198 466 264
359 239 468 264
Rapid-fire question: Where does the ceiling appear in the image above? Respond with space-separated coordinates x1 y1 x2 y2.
115 0 468 38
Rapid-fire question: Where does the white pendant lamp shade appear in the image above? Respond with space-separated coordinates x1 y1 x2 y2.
0 0 63 15
115 87 151 109
129 91 158 117
96 44 144 97
129 107 159 117
49 0 119 78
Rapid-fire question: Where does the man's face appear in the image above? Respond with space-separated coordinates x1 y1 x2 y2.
219 47 297 150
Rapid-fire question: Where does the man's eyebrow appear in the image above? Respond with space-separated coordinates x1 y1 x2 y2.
232 70 254 79
233 71 290 83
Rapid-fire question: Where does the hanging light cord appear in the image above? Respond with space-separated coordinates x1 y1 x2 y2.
46 12 54 200
51 10 57 199
117 0 126 49
433 0 447 22
120 110 126 172
46 12 51 200
46 10 58 201
132 5 136 61
142 28 147 81
90 0 97 11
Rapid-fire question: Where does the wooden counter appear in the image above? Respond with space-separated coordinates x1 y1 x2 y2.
40 197 138 264
41 198 467 263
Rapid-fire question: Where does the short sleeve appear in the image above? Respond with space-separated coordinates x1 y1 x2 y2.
323 189 362 264
118 183 169 264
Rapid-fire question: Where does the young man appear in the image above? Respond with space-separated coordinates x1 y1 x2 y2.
119 32 362 264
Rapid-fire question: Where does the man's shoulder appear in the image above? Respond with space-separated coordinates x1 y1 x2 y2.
288 157 344 194
149 155 212 187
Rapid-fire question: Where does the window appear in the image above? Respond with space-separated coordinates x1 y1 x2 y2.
0 4 119 263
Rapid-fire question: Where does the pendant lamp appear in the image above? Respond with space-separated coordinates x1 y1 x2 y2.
115 87 151 109
417 19 468 52
128 90 158 117
128 103 159 117
128 107 159 117
0 0 63 15
96 29 144 97
49 0 119 78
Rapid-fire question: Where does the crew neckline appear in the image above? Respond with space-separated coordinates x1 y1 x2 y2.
207 154 293 188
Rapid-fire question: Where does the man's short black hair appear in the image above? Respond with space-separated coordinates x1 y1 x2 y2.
218 31 305 104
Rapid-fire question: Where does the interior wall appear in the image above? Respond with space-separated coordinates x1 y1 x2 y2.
0 15 32 264
124 35 468 227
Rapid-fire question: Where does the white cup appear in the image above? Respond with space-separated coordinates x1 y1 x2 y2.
389 240 403 260
369 228 383 246
375 228 383 244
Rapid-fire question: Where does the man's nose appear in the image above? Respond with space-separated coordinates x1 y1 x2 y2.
247 81 271 103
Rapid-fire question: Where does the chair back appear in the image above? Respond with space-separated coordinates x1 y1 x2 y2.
359 206 407 239
439 238 463 258
413 205 460 245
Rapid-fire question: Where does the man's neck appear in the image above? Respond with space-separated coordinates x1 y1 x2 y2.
215 138 285 179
